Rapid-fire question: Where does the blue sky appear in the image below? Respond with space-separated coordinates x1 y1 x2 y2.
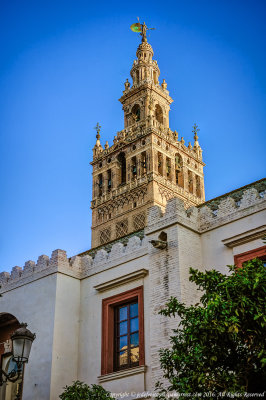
0 0 265 272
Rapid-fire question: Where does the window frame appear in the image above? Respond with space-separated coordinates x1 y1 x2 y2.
101 286 144 375
234 245 266 268
114 301 139 371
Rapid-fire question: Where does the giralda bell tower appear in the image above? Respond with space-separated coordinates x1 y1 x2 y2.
90 22 205 248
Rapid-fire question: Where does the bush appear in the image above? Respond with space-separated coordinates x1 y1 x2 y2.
59 380 111 400
158 259 266 396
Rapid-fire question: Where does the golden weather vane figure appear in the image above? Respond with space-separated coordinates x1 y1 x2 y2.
130 17 155 42
94 122 101 139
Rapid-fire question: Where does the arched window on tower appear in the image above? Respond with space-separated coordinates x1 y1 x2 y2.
155 104 163 124
175 154 184 188
132 104 141 122
118 152 126 185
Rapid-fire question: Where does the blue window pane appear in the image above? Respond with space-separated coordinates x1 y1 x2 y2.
119 335 128 351
130 303 138 318
119 306 127 321
130 317 139 332
130 332 139 347
119 321 127 336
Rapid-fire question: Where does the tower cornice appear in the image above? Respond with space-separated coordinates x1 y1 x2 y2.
119 82 173 105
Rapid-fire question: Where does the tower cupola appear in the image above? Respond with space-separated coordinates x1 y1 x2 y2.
130 41 160 87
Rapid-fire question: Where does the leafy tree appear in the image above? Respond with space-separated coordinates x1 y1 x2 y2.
158 259 266 397
59 380 111 400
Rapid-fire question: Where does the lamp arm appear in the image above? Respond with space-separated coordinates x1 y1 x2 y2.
0 367 22 386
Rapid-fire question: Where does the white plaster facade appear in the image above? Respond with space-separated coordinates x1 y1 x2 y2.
0 180 266 399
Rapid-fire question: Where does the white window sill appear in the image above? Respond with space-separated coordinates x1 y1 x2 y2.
98 365 146 383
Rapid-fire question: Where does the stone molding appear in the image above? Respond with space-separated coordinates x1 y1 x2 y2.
222 225 266 248
93 269 148 292
98 365 146 383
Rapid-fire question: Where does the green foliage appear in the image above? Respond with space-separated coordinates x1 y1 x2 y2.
59 380 111 400
158 259 266 397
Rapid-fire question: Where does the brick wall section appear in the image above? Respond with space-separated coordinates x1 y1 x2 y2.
147 223 181 388
145 184 266 389
146 198 203 388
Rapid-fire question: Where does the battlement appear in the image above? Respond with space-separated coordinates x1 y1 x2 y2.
0 235 148 290
146 178 266 234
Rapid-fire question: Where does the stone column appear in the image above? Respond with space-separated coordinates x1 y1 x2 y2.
102 171 107 194
147 149 152 173
200 176 205 201
183 166 189 193
162 154 166 178
136 154 141 177
126 157 131 183
192 173 196 196
153 148 158 174
169 158 174 182
113 162 121 188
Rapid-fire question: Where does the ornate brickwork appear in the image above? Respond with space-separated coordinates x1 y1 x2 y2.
90 36 205 248
99 228 111 245
116 219 128 239
133 212 146 230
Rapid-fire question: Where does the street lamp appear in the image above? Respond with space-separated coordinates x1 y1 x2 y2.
0 323 36 386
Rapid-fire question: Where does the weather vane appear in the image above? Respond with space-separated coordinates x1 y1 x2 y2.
192 123 200 141
130 17 155 42
94 122 101 139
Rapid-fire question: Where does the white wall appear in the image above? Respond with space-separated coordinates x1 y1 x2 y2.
78 255 149 393
50 274 80 400
0 274 57 400
201 209 266 273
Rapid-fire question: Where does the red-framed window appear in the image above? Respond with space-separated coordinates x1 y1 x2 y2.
234 245 266 268
114 301 139 370
101 286 144 375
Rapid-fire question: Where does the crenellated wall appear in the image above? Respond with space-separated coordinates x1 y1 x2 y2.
147 180 266 235
0 236 148 291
